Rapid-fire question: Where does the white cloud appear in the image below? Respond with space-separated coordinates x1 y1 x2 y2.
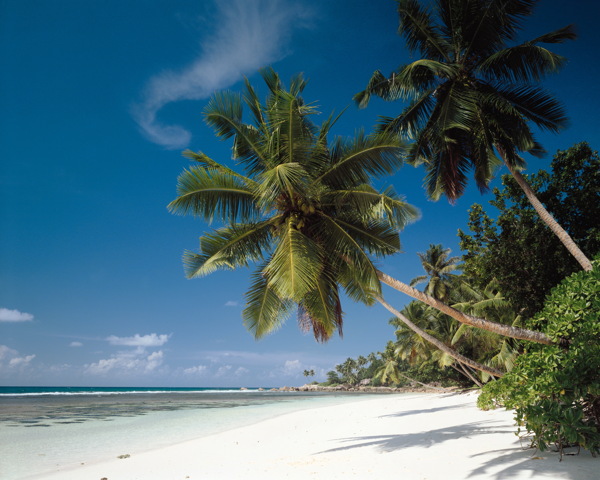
215 365 233 377
224 300 239 307
0 345 36 370
85 349 165 376
9 355 36 367
145 351 164 372
0 307 34 322
282 359 303 376
106 333 170 347
70 341 83 347
132 0 312 149
183 365 208 375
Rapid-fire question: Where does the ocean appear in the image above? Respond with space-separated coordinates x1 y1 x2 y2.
0 386 375 479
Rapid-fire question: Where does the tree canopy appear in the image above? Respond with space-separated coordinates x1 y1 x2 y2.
169 68 419 342
459 142 600 316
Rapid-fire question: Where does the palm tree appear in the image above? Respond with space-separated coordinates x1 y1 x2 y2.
410 244 461 301
169 69 553 377
452 280 521 380
374 341 450 389
338 358 359 384
169 68 417 342
391 301 489 384
355 0 592 271
374 341 404 385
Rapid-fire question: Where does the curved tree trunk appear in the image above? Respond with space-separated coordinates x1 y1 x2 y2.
377 270 553 345
502 155 593 272
377 297 503 377
395 371 453 392
454 363 483 388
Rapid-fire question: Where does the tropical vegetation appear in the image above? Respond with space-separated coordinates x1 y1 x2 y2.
169 67 555 379
355 0 592 271
478 261 600 456
459 142 600 317
169 0 600 458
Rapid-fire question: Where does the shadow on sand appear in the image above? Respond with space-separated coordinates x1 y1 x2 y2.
317 409 597 479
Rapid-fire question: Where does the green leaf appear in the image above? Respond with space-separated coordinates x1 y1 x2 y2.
265 218 322 300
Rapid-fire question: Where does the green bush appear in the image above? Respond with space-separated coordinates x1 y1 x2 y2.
478 261 600 455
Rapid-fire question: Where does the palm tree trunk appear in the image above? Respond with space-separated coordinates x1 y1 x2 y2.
377 270 553 345
377 297 504 378
454 363 483 388
501 153 593 272
395 371 452 392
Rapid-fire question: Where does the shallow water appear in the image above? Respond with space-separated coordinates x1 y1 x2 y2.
0 390 377 479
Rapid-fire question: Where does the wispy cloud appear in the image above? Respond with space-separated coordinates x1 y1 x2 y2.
183 364 208 375
224 300 240 307
282 359 303 376
0 345 36 370
106 333 170 347
69 341 83 347
0 307 34 322
132 0 313 149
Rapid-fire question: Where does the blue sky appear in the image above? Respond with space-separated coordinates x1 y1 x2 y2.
1 0 598 387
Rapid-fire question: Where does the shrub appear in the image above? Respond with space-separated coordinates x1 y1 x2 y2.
478 260 600 456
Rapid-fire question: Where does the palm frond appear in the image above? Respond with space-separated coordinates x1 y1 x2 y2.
298 276 343 342
528 23 576 45
331 216 401 257
181 150 259 187
377 91 436 138
329 185 420 230
423 138 472 202
494 84 569 133
203 92 269 173
354 70 389 108
398 0 450 61
479 43 568 83
315 130 405 188
242 77 266 134
168 166 258 222
265 218 322 300
243 266 294 339
260 67 283 95
313 213 382 292
183 221 273 278
410 275 428 287
256 162 310 207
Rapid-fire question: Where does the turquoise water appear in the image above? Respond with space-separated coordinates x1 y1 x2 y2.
0 387 376 479
0 386 264 395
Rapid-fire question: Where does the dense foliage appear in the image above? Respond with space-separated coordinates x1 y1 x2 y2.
355 0 573 201
459 143 600 317
325 354 383 386
324 346 464 388
478 261 600 455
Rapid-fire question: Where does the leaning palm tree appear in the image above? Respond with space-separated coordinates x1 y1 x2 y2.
392 301 487 385
355 0 592 271
169 69 552 376
452 280 521 380
410 244 461 301
169 68 418 342
374 341 448 389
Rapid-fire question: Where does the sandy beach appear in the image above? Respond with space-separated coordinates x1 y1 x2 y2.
23 391 597 480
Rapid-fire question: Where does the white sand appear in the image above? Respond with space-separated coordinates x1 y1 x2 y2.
27 392 597 480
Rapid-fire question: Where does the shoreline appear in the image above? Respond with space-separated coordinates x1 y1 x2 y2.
273 382 456 393
25 391 597 480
